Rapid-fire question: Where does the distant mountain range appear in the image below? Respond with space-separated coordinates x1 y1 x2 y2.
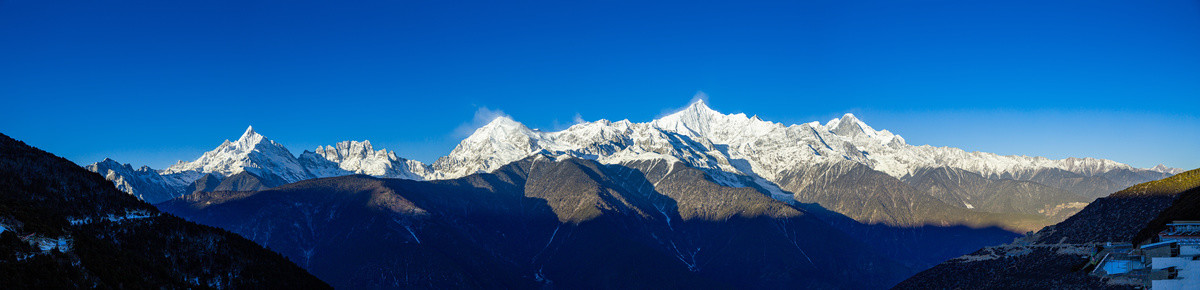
87 127 433 203
83 100 1185 287
91 100 1179 225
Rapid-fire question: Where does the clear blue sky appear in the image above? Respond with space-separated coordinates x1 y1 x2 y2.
2 0 1198 169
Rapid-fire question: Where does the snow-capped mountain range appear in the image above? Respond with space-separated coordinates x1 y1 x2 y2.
88 126 437 202
430 100 1180 188
88 100 1183 203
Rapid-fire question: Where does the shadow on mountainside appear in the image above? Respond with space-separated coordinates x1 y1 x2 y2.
894 168 1200 289
158 154 1107 288
159 156 921 289
795 202 1022 270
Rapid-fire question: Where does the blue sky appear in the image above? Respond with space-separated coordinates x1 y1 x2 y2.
1 0 1198 169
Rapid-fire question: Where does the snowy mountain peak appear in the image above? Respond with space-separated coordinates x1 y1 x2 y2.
236 125 265 146
303 140 432 180
1150 164 1186 174
316 140 386 160
482 115 525 130
827 113 867 137
461 116 535 147
92 98 1180 205
651 99 726 137
162 126 311 183
677 98 720 117
433 115 539 178
98 157 124 167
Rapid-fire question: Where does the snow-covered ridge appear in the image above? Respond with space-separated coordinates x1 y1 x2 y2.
90 99 1183 202
163 126 312 183
300 140 433 180
90 126 435 202
432 99 1181 183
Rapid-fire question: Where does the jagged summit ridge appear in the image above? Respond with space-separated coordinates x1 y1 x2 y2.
301 140 432 180
92 127 434 202
433 100 1177 184
90 100 1183 203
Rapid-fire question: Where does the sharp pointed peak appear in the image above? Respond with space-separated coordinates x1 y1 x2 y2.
94 158 130 168
661 96 721 120
685 97 715 112
235 125 268 145
689 91 710 104
826 113 864 126
239 125 261 137
826 112 875 137
239 125 261 138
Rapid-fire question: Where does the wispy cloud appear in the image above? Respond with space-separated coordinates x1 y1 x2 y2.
452 107 510 137
656 91 711 118
572 112 585 124
550 113 587 131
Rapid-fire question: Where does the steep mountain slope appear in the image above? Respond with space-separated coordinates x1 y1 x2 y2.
0 133 327 288
615 158 1031 270
775 161 1049 231
86 158 189 203
903 166 1090 221
160 155 913 289
895 168 1200 289
1124 169 1200 243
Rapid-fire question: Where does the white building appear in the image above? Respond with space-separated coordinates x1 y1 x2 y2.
1144 221 1200 289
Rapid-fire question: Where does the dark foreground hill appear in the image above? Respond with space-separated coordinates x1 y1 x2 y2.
160 155 914 289
0 133 327 289
894 168 1200 289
